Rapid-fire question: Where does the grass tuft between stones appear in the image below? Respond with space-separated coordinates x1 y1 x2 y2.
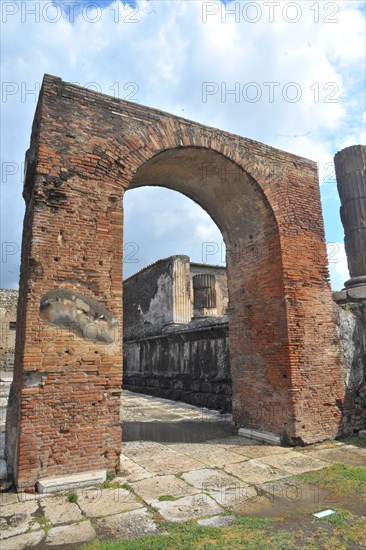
158 495 179 502
99 481 122 490
296 463 366 501
33 515 52 533
67 490 79 503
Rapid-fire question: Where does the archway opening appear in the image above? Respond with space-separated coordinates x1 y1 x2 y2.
122 185 235 444
120 146 284 445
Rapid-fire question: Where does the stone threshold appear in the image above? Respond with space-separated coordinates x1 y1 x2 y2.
36 469 107 493
238 428 281 445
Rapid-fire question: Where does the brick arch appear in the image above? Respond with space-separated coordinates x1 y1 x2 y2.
5 76 345 491
125 146 289 436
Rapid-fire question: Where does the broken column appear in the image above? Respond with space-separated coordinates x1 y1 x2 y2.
334 144 366 298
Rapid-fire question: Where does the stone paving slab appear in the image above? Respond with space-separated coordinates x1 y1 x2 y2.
167 443 245 467
41 496 83 524
0 500 39 540
118 456 154 482
224 458 290 484
122 441 165 458
96 508 159 540
77 487 143 517
1 491 22 505
224 445 294 459
197 515 236 527
130 474 196 504
299 445 366 467
2 529 45 550
134 450 204 475
182 467 240 491
195 448 248 468
167 442 216 454
3 492 48 503
181 467 257 507
46 520 96 546
206 436 262 447
126 409 185 421
256 477 333 507
259 451 330 475
151 493 222 522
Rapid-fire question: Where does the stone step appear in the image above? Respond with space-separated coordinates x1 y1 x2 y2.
37 470 107 493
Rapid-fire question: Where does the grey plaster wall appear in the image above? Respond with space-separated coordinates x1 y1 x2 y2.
123 257 176 340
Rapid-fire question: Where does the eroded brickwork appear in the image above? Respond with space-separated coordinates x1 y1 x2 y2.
6 75 345 490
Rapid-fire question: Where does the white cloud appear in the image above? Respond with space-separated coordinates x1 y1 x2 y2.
327 242 350 290
194 222 217 241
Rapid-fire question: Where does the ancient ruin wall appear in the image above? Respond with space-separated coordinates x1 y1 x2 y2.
335 300 366 433
123 256 191 340
0 290 18 371
6 75 345 489
190 264 228 317
123 258 174 340
124 319 231 411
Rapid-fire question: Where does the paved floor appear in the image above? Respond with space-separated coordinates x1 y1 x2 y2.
1 390 365 549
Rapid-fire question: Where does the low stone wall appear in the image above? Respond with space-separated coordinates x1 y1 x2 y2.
334 293 366 433
123 318 231 411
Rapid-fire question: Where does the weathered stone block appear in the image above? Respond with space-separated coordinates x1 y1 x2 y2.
36 470 107 493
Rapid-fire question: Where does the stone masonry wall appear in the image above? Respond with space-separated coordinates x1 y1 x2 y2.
123 256 228 340
334 294 366 433
124 318 231 411
0 290 18 371
123 257 177 340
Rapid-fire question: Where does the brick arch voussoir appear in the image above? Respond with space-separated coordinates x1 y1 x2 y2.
91 124 284 251
119 124 280 225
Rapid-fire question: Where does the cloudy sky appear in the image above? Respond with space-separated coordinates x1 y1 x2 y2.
1 0 365 290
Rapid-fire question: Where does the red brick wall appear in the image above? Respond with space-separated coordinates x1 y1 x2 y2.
6 75 345 489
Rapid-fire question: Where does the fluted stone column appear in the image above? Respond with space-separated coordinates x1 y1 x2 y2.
334 145 366 295
171 256 192 324
193 274 217 317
